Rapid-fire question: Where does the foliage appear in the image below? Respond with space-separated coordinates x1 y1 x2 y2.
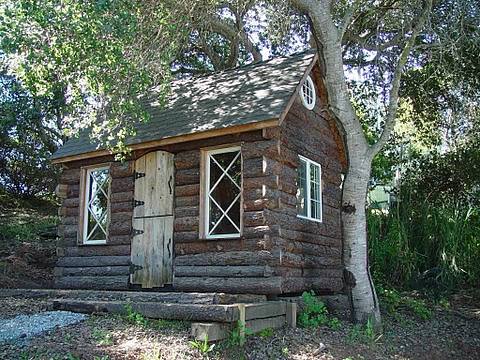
230 320 253 347
377 287 432 320
0 72 62 197
298 290 341 329
92 327 113 346
123 302 147 327
189 336 215 355
1 0 180 154
150 318 190 330
368 184 480 292
256 327 274 338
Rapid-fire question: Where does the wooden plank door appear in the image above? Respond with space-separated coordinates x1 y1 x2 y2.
130 151 174 288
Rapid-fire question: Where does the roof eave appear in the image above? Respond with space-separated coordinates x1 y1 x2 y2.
51 118 280 164
278 52 319 126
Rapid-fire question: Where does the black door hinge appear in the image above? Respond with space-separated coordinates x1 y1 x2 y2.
131 228 144 237
134 171 146 180
129 262 143 274
132 199 145 208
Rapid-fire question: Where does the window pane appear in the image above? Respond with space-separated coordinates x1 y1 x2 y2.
311 200 321 220
208 150 241 236
310 163 321 202
86 168 109 242
296 160 307 216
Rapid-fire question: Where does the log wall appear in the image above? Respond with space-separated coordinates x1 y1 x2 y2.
55 161 134 289
265 63 345 294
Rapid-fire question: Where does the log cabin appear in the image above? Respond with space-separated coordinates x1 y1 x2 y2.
51 50 347 296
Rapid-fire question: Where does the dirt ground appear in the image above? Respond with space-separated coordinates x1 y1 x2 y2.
0 291 479 360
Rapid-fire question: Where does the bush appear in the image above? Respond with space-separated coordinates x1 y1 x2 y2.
368 186 480 292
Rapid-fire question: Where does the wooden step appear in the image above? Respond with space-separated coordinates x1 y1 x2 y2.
52 299 240 322
1 288 266 304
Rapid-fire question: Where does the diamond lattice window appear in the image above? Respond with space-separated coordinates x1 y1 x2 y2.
83 166 110 244
205 147 242 238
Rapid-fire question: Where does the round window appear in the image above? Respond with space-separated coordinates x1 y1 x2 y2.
301 75 316 110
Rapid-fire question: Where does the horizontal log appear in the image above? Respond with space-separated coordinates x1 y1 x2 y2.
57 255 130 267
63 198 79 208
110 177 133 193
279 251 341 268
281 277 343 293
302 268 343 278
174 216 199 232
174 150 200 170
175 250 277 266
110 161 134 178
243 198 279 212
174 206 199 218
54 266 130 277
241 139 280 160
243 225 273 239
67 184 80 198
265 209 341 238
175 184 199 197
61 169 80 185
111 201 133 213
0 289 265 303
58 224 78 238
54 276 129 290
62 216 78 226
243 157 281 178
56 245 130 257
174 276 283 295
108 235 132 245
53 300 239 322
56 237 77 247
175 265 273 278
55 183 67 198
110 211 133 222
262 127 281 140
243 175 279 190
279 228 341 247
110 191 134 203
175 238 269 255
173 231 199 243
243 211 266 227
175 195 199 207
175 168 200 186
108 221 132 236
273 237 341 257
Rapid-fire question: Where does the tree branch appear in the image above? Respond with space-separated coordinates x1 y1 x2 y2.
368 0 434 158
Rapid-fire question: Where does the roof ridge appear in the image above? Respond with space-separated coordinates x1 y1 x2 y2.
171 48 316 84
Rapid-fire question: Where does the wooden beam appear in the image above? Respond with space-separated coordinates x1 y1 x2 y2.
52 119 279 164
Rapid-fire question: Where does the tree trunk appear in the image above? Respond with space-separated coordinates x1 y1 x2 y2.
341 156 381 326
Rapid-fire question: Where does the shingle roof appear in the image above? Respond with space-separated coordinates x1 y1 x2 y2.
52 50 316 161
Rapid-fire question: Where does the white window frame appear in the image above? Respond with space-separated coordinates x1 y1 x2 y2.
300 75 316 110
204 146 242 239
297 155 323 223
81 165 110 245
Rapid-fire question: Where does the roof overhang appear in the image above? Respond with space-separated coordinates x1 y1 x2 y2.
52 118 279 164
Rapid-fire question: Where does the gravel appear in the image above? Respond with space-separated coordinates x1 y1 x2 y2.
0 311 87 344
